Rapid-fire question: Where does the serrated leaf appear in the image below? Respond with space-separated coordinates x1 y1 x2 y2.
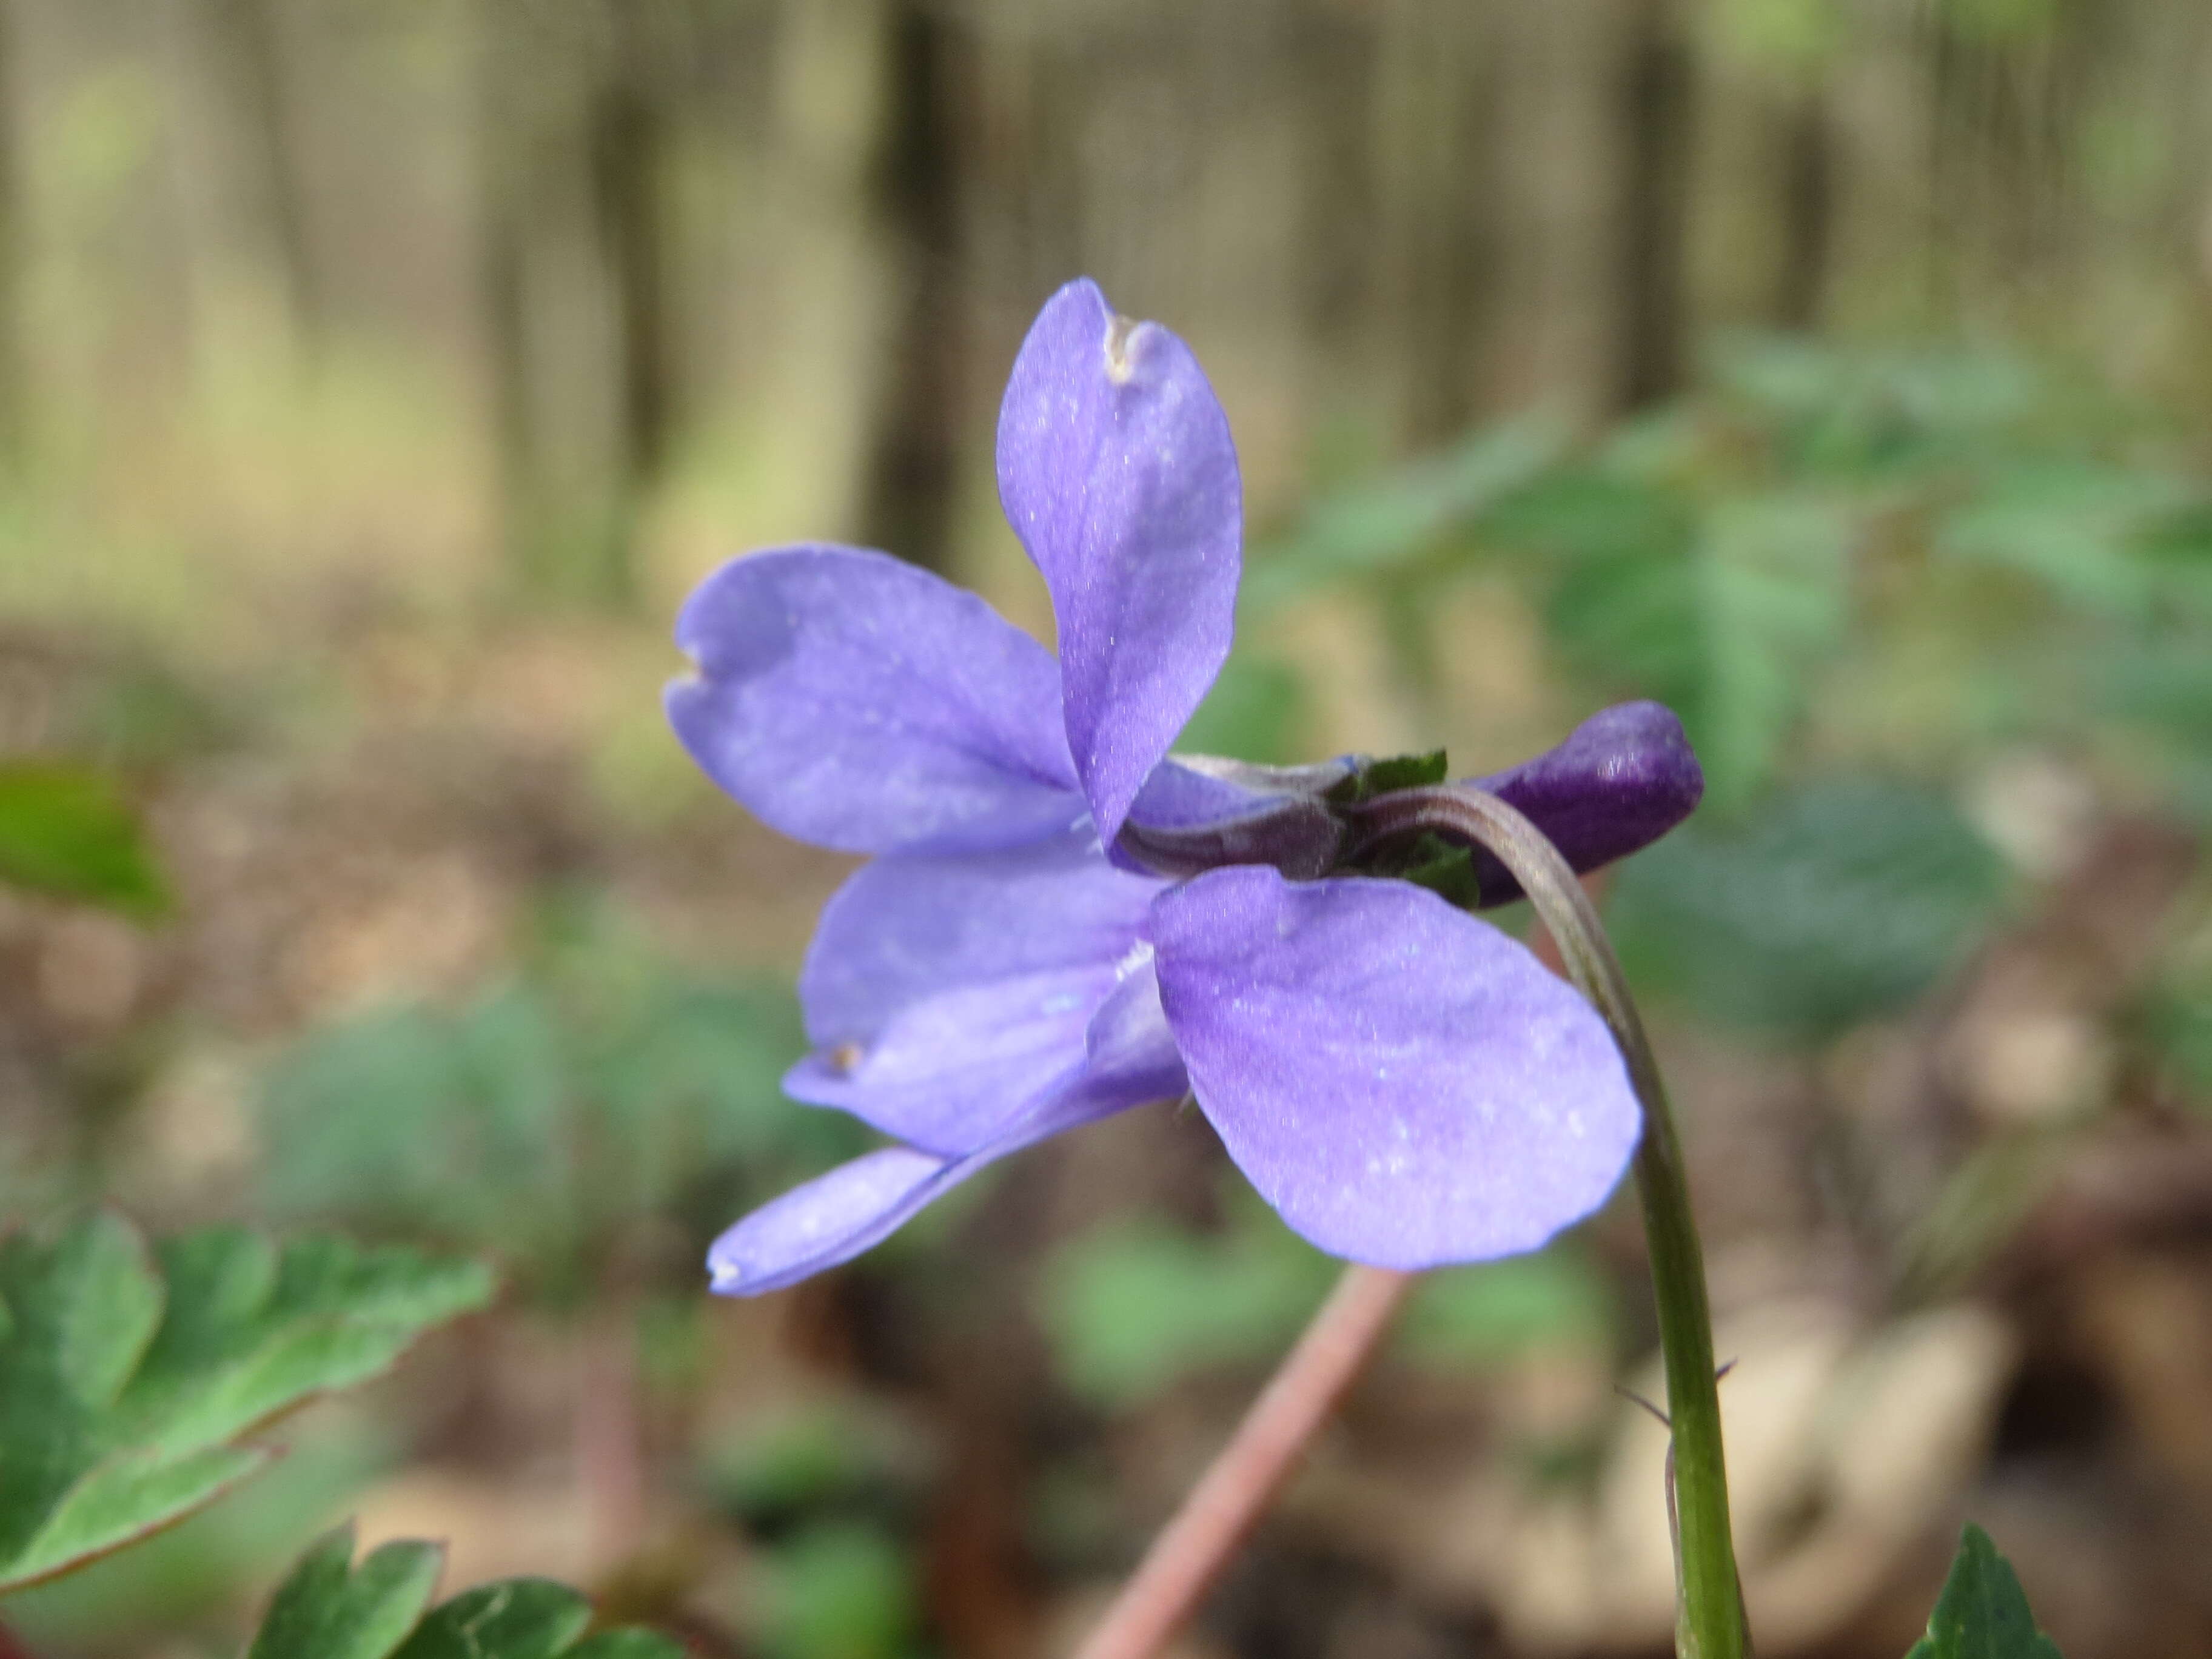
246 1524 443 1659
243 1527 683 1659
0 760 170 917
1905 1523 2064 1658
0 1215 493 1591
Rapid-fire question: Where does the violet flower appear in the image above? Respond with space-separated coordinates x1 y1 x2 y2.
668 280 1702 1295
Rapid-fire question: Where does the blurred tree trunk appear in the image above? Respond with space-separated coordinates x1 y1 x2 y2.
474 0 554 603
203 0 321 352
857 0 968 576
478 0 678 611
0 0 22 468
1291 2 1375 380
1379 0 1502 446
1614 0 1695 410
587 1 675 605
1774 87 1833 330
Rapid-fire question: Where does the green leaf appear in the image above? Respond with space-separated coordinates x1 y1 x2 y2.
1608 779 2009 1044
243 1526 683 1659
0 760 170 918
388 1579 591 1659
1905 1523 2064 1658
246 1525 443 1659
0 1215 493 1592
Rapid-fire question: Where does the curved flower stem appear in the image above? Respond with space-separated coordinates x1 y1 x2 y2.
1070 1264 1415 1659
1349 784 1749 1659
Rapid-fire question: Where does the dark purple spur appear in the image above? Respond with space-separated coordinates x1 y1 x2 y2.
666 279 1703 1293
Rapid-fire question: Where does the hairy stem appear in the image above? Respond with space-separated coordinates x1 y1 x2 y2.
1350 785 1748 1659
1070 1264 1415 1659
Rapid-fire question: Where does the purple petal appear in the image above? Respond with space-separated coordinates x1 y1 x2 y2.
708 1145 960 1295
1082 957 1189 1104
667 545 1082 855
799 831 1162 1045
1467 701 1704 905
709 1022 1182 1296
1147 868 1641 1269
996 280 1241 846
789 832 1169 1155
786 965 1121 1155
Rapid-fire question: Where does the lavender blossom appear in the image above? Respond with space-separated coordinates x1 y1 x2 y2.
668 280 1703 1293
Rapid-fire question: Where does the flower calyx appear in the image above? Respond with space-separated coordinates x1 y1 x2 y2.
1114 746 1486 907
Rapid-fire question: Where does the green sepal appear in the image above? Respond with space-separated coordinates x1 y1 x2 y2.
1324 749 1450 806
1905 1523 2064 1659
1361 831 1483 910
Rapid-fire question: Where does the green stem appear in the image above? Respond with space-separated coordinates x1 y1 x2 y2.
1349 785 1748 1659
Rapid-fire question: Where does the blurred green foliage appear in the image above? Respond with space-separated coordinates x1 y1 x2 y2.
1607 779 2009 1043
756 1522 920 1659
0 1214 489 1592
703 1403 931 1540
1042 1191 1615 1409
0 759 169 918
699 1406 932 1659
1040 1217 1335 1408
1244 335 2212 1055
255 896 855 1304
1177 653 1310 768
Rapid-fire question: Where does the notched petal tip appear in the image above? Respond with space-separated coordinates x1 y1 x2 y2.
1105 311 1140 383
